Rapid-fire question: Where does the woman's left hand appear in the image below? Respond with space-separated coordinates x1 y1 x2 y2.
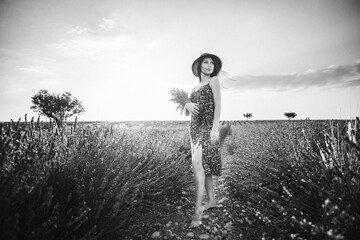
210 128 219 144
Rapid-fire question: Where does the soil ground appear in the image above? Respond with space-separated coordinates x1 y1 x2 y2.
125 154 241 240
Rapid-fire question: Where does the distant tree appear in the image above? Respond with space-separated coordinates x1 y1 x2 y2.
284 112 297 120
243 113 253 120
31 90 85 127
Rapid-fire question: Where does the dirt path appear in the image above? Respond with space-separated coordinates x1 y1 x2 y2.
135 154 239 240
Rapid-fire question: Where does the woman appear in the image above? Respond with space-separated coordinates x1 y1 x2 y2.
184 53 222 227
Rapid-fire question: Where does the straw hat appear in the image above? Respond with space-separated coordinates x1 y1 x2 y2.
191 53 222 77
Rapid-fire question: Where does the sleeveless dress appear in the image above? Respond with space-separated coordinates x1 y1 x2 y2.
189 82 222 176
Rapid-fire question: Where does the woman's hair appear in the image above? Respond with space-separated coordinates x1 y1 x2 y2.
195 55 237 89
197 57 221 82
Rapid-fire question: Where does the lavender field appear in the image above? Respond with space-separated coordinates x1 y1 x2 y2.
1 118 359 239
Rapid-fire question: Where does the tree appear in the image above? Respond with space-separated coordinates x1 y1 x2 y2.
284 112 297 120
31 90 85 127
243 113 253 120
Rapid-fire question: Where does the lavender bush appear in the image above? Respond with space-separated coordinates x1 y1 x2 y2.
225 119 360 239
0 117 192 240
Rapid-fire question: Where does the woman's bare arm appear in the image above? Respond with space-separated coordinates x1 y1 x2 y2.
184 89 193 116
210 76 221 130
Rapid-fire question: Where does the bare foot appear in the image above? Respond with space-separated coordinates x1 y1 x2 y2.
202 201 217 211
190 210 203 228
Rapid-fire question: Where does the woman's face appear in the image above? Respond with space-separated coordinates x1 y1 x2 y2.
201 57 214 76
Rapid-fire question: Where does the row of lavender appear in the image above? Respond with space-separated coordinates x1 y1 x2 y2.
0 117 193 240
224 119 360 239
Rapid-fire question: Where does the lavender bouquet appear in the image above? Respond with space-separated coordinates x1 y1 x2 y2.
169 88 190 115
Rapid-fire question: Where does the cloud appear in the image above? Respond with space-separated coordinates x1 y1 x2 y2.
49 34 136 55
0 48 54 67
0 48 57 80
97 18 116 32
67 18 116 37
224 61 360 91
67 26 90 37
49 19 168 55
49 14 140 55
145 33 169 51
18 65 53 75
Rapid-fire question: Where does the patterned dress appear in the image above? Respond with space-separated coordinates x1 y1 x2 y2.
189 82 222 176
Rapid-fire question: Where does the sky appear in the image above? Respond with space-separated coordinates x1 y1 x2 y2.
1 0 359 121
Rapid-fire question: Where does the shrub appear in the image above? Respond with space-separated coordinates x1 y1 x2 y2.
0 118 192 239
225 119 360 239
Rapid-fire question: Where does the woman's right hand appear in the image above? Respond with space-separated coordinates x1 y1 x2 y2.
185 102 199 116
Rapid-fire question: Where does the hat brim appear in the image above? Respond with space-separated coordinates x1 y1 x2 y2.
191 53 222 77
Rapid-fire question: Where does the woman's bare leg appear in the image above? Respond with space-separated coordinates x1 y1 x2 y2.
203 175 217 210
190 142 205 227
